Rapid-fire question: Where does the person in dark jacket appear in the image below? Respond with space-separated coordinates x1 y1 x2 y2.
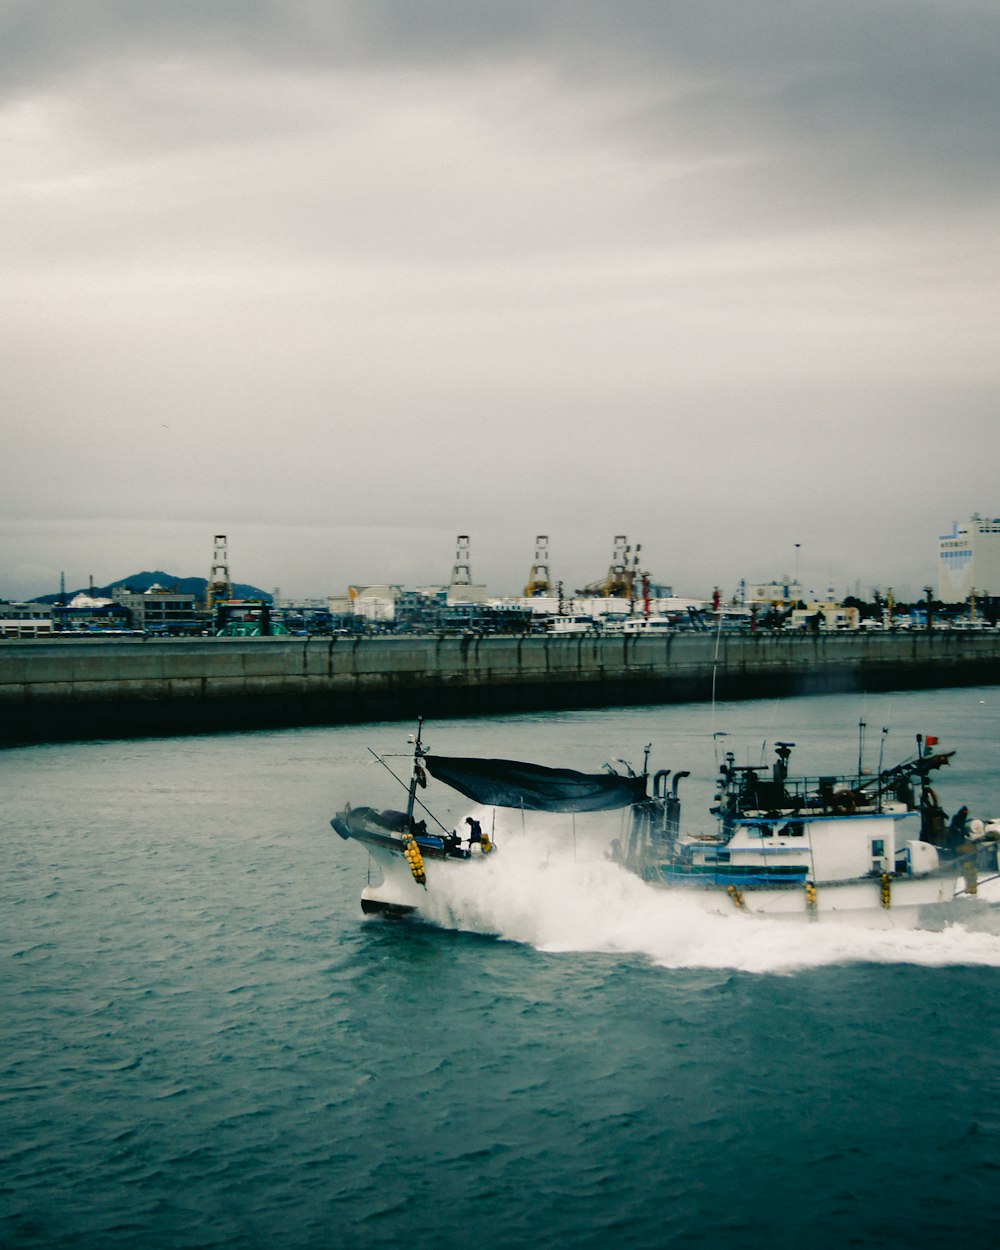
948 806 970 844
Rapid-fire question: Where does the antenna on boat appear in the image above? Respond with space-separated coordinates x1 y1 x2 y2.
365 720 452 834
857 718 866 784
710 606 724 725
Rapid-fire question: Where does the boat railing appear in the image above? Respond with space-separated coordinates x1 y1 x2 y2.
728 771 889 816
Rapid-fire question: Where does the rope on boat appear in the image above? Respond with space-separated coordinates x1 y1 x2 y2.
955 868 999 897
365 747 451 834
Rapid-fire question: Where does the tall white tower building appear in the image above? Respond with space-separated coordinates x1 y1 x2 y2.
938 515 1000 601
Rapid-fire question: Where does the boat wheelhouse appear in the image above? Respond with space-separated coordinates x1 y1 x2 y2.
614 736 997 923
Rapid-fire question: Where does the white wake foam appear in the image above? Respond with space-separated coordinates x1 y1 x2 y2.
419 835 1000 974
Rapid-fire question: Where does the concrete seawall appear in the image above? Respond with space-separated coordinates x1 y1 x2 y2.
3 631 1000 745
5 630 1000 745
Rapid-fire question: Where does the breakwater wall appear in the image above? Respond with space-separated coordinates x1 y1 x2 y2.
2 631 999 745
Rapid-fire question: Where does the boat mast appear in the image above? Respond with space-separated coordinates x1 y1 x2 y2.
857 718 866 786
405 716 426 827
876 726 888 808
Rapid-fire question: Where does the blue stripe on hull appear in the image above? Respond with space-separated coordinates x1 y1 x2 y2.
648 864 809 887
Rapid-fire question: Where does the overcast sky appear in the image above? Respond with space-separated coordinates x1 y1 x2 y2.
2 1 998 603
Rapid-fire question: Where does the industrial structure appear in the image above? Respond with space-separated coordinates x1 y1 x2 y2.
206 534 232 612
447 534 488 604
577 535 643 599
523 535 553 598
450 535 472 590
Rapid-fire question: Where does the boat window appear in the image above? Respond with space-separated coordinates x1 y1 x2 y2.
871 839 885 857
750 824 774 839
778 822 804 838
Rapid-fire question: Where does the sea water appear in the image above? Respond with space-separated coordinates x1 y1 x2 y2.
2 687 999 1250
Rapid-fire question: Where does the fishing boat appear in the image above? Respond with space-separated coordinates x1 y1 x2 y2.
333 721 998 925
613 732 1000 924
331 718 645 916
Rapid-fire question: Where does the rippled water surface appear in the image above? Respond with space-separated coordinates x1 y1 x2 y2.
2 688 999 1249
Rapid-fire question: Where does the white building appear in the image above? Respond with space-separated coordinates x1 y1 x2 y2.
938 515 1000 601
0 602 54 637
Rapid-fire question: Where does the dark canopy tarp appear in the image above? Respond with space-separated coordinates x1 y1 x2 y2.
424 755 646 813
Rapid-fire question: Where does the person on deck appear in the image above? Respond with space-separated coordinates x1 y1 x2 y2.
948 806 970 844
465 816 483 846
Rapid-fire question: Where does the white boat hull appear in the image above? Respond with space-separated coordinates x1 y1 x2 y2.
361 843 433 915
352 835 493 917
646 871 958 927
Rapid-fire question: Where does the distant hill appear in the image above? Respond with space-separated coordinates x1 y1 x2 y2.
31 571 272 605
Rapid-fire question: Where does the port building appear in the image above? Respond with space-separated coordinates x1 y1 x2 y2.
111 585 201 634
0 602 54 638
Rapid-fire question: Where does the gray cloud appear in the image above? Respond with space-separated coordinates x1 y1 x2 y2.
2 2 998 602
